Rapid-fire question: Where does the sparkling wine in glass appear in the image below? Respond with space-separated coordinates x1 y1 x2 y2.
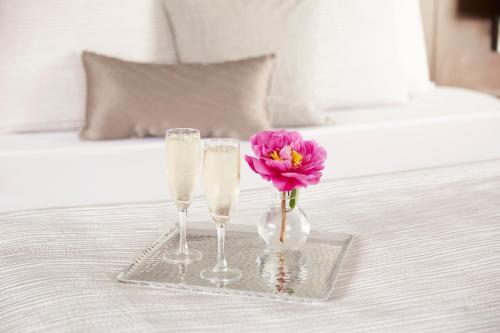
164 128 203 264
200 139 242 283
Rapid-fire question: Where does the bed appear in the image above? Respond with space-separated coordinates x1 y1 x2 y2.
1 1 500 331
1 86 499 212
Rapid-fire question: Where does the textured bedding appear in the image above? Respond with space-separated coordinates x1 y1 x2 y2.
0 159 499 332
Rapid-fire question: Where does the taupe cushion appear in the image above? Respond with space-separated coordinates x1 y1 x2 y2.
81 51 274 140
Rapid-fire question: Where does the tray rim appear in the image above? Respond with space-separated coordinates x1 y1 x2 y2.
117 223 354 304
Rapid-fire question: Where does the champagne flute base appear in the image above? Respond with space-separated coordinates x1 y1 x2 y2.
200 267 242 283
163 249 203 264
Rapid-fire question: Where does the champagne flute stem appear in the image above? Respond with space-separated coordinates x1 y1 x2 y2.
177 207 189 254
214 223 228 272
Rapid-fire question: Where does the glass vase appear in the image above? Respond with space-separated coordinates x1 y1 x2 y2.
258 190 310 251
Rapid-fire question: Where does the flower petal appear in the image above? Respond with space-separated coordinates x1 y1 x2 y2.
266 158 292 172
245 156 275 177
271 176 299 192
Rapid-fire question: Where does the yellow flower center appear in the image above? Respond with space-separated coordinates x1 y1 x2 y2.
291 150 303 167
269 149 303 168
269 151 281 161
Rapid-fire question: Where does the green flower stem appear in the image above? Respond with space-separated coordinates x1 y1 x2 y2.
289 188 298 209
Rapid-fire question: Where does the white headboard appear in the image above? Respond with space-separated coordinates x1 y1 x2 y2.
0 0 177 133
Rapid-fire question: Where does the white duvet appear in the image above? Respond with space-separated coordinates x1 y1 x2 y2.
1 87 500 212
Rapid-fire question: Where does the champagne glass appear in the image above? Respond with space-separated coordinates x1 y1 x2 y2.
200 139 242 283
164 128 203 264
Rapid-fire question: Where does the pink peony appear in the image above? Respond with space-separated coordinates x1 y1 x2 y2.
245 130 327 192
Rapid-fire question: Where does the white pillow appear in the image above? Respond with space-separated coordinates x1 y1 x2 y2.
0 0 177 133
164 0 326 127
317 0 409 109
397 0 433 96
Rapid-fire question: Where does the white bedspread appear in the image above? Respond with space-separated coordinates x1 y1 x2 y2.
1 160 499 332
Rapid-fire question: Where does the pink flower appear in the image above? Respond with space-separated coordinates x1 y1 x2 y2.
245 130 327 192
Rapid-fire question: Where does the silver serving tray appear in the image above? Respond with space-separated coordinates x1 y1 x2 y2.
117 223 353 303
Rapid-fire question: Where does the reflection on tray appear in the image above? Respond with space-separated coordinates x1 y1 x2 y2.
256 251 309 296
